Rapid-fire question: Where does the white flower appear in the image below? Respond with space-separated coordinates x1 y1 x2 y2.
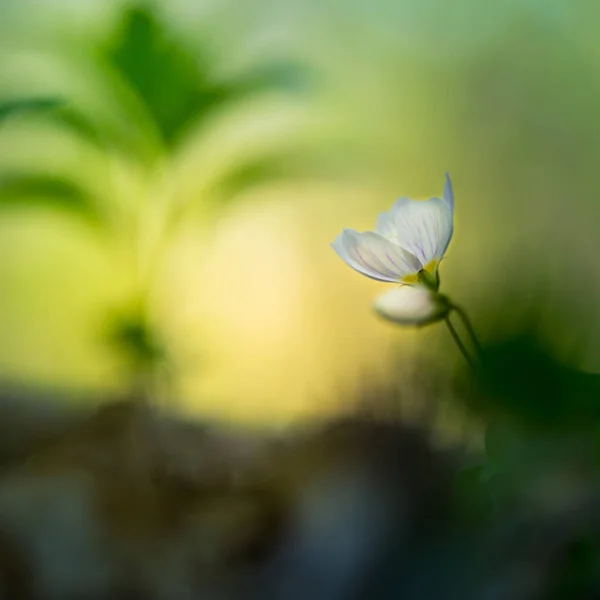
373 286 449 326
331 174 454 286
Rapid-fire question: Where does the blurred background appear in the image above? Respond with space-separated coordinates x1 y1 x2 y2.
1 0 599 427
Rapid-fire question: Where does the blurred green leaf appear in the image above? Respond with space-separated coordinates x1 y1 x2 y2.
472 335 600 428
212 155 308 202
47 103 160 164
209 150 333 208
0 172 103 226
453 465 494 524
103 5 310 148
162 151 328 231
0 97 64 124
51 107 101 143
103 4 202 147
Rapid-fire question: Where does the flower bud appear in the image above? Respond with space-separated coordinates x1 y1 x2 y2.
373 286 450 326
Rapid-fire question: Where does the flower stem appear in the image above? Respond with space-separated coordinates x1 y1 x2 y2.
451 303 483 358
444 316 478 372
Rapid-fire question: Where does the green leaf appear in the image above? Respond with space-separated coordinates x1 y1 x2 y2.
209 151 329 208
103 5 216 147
103 5 311 148
474 335 600 428
0 172 103 226
46 103 160 164
0 98 64 124
213 156 303 201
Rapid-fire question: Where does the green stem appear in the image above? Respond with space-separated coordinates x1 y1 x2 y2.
444 316 478 372
451 303 483 358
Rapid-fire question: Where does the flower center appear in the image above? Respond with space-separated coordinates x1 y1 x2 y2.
401 260 438 285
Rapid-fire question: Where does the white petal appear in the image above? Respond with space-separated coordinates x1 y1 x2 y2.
390 197 453 266
373 287 449 326
331 230 422 282
375 175 454 267
374 199 408 240
442 172 454 211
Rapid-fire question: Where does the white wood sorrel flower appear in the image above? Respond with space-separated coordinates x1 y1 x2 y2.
332 174 455 326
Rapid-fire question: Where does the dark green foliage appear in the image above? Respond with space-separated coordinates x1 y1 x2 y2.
470 335 600 427
0 172 103 226
445 324 600 598
104 5 206 147
0 97 64 124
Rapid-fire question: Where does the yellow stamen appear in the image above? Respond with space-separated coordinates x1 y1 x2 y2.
424 260 438 273
402 261 439 286
401 273 420 284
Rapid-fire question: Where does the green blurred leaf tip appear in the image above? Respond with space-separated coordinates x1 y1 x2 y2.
0 98 65 123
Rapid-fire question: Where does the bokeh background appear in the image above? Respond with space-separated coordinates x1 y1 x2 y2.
1 0 599 427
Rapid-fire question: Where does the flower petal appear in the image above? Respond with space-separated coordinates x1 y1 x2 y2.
373 286 449 326
442 172 454 211
374 199 409 240
375 175 454 266
332 230 422 282
393 196 453 265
